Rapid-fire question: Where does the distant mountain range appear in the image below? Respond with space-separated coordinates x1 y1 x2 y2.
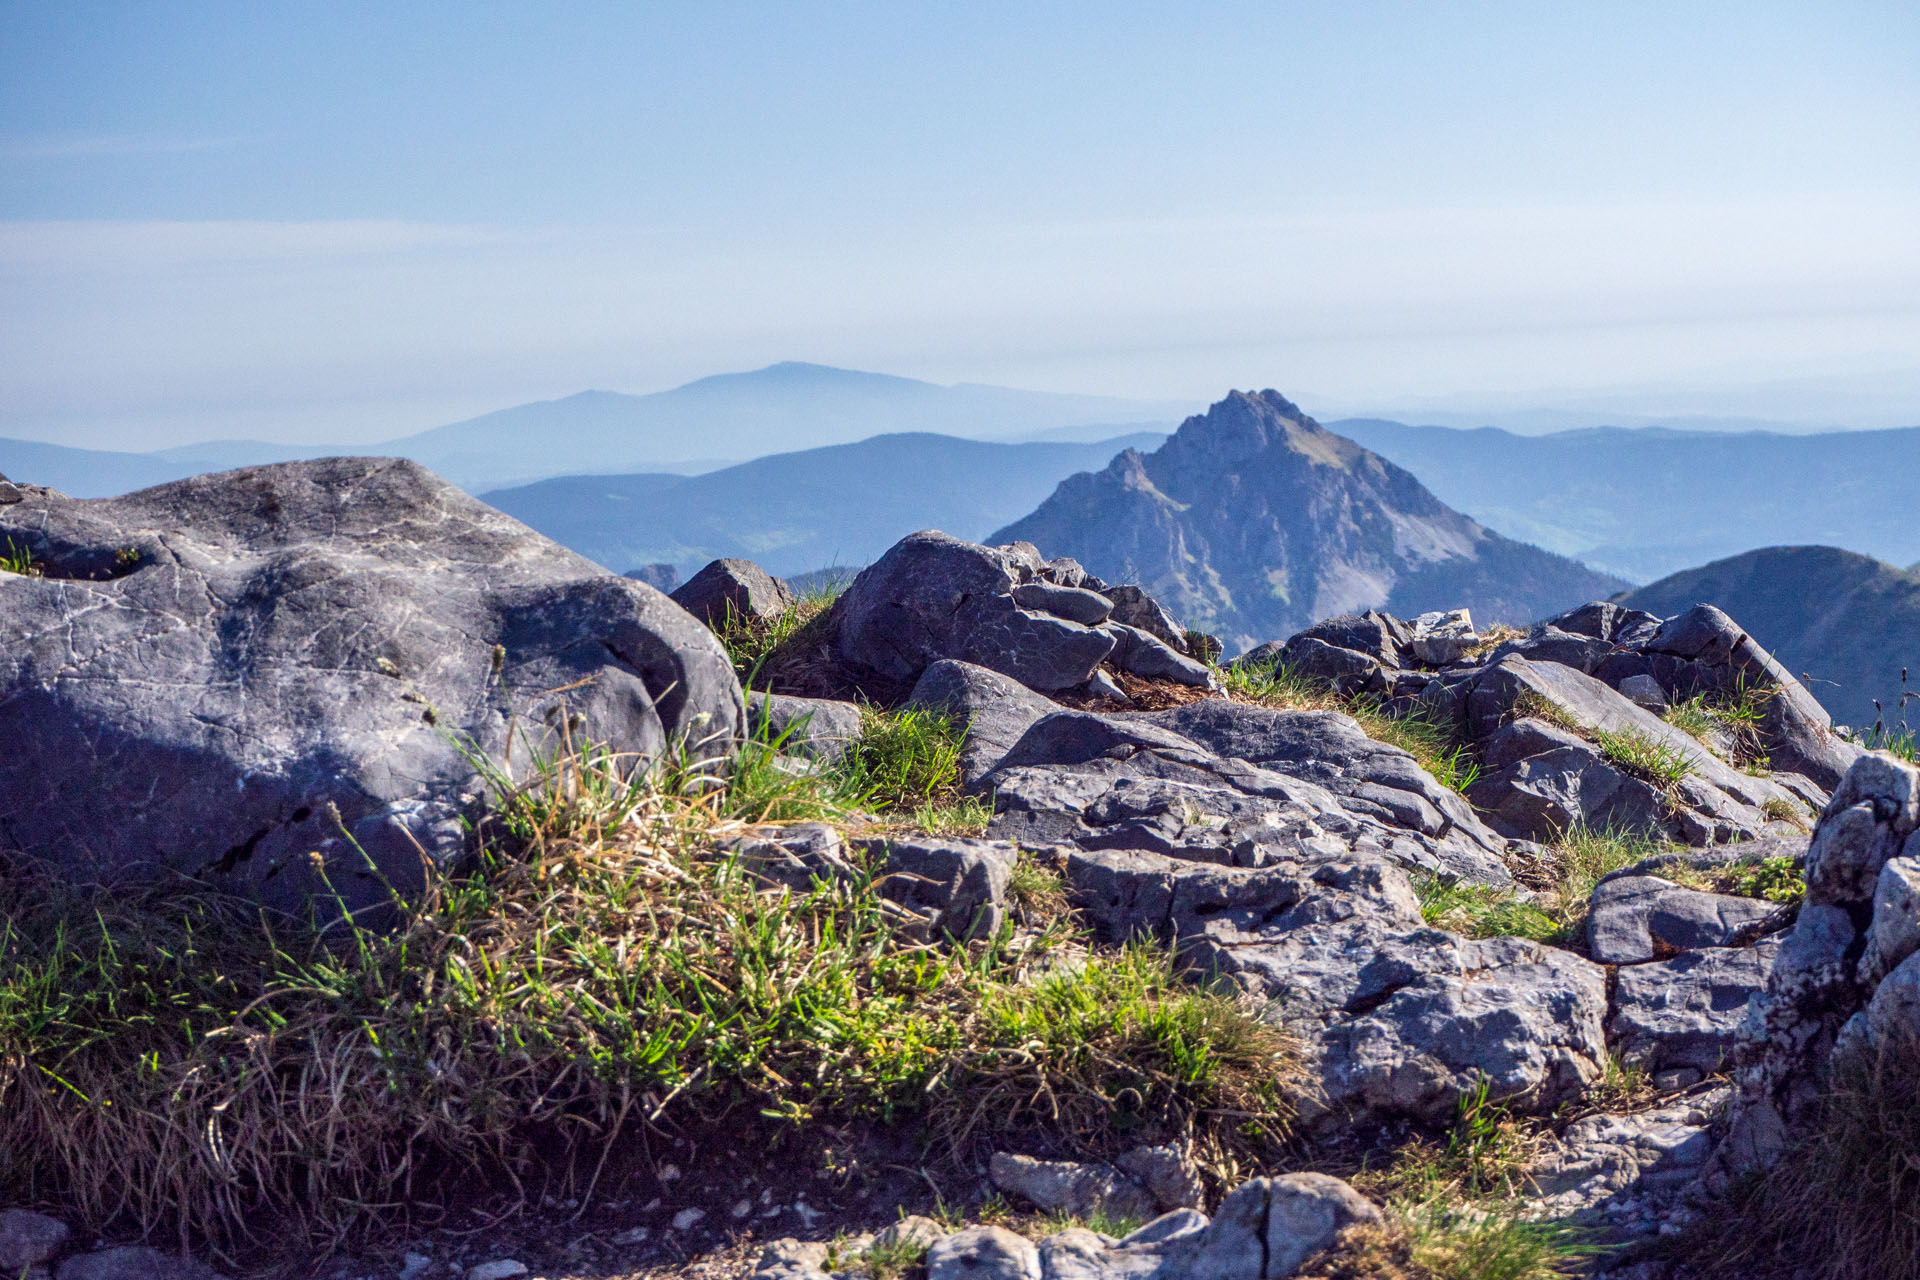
1618 546 1920 730
992 390 1628 653
1332 419 1920 582
479 430 1167 578
0 363 1185 497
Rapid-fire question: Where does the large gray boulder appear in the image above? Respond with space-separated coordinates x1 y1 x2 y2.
1641 604 1862 790
0 459 742 912
831 531 1116 692
1586 873 1781 964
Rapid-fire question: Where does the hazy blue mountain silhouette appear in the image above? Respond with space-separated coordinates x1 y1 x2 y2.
1334 419 1920 582
2 363 1185 496
479 429 1168 578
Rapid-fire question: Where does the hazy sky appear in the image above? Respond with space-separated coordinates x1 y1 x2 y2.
4 1 1918 448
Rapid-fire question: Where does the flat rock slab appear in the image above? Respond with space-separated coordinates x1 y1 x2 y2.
1587 874 1781 965
988 704 1513 886
1609 940 1780 1074
1060 842 1607 1127
1525 1087 1729 1223
0 459 742 913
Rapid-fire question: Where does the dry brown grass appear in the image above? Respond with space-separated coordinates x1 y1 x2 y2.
1661 1037 1920 1280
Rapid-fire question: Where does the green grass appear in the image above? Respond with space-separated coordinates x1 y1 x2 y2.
1401 1207 1588 1280
1717 855 1804 905
1592 727 1694 791
0 536 35 576
1415 877 1559 943
1663 677 1776 769
845 706 967 812
0 742 1297 1250
1662 1037 1920 1280
1350 1081 1591 1280
1863 722 1918 763
1543 825 1668 941
719 697 980 828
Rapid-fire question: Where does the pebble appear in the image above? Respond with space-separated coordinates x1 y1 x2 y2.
671 1208 706 1231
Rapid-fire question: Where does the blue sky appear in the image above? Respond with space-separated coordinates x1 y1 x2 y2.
3 2 1918 447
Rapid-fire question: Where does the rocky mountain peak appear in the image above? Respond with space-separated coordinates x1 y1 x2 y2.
991 389 1627 652
1156 388 1356 473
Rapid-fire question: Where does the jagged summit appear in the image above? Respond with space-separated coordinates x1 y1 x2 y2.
991 389 1626 651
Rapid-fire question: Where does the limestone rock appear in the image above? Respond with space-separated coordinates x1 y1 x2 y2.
1160 1174 1382 1279
1102 584 1188 652
854 835 1015 942
905 659 1064 787
670 557 795 629
1102 622 1218 689
1525 1088 1728 1220
927 1226 1042 1280
0 458 741 913
988 1152 1157 1220
831 531 1115 692
747 691 863 764
1586 874 1781 965
1609 941 1780 1074
987 706 1511 886
1409 608 1478 666
1012 580 1113 626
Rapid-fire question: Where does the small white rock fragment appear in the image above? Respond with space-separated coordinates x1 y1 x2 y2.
671 1208 706 1231
464 1262 527 1280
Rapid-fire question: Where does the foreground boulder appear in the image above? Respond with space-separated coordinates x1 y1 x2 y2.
0 458 742 912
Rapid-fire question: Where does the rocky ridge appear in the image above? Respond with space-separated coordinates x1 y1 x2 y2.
989 391 1627 653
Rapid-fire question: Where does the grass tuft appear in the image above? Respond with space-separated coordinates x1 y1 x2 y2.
1592 727 1694 792
1 536 37 577
1414 877 1558 943
1718 855 1804 905
1351 1081 1589 1280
